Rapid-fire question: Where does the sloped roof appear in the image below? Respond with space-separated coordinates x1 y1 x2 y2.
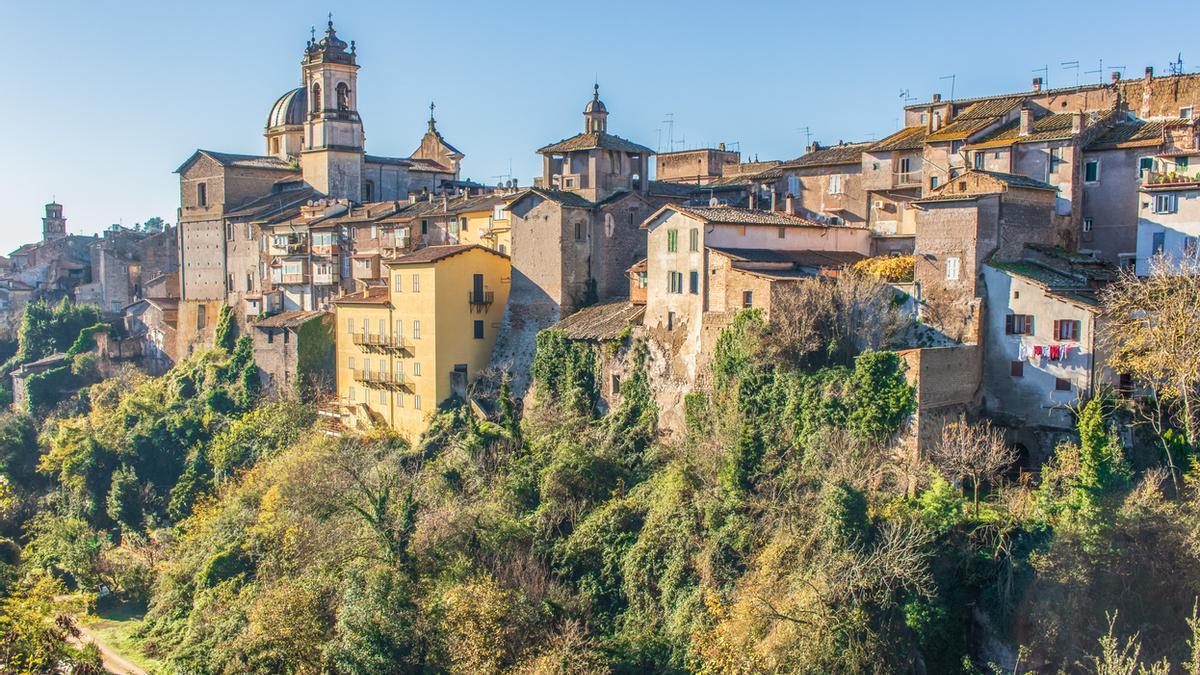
507 187 595 209
646 181 700 199
555 299 643 341
1086 119 1169 150
175 149 298 174
385 244 508 265
656 205 849 228
537 132 654 155
711 247 866 268
332 286 390 305
252 310 328 329
915 170 1056 202
779 142 872 168
870 126 928 152
966 113 1079 149
926 98 1023 141
225 186 317 220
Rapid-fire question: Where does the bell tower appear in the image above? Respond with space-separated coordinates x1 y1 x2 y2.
42 202 66 241
299 17 364 201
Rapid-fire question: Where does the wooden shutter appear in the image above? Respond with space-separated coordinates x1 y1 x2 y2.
1053 320 1061 340
1026 316 1035 335
1005 315 1014 334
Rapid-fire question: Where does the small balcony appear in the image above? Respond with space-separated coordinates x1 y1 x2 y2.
893 171 921 188
313 271 337 285
350 333 413 354
1143 170 1200 187
468 290 495 309
278 273 309 285
352 369 411 390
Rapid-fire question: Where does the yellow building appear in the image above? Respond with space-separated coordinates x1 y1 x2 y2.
443 194 513 254
332 244 511 440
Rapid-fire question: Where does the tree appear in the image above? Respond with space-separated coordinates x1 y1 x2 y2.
931 416 1017 515
1101 260 1200 464
105 464 143 534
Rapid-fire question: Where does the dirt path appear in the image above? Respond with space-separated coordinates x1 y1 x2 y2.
66 621 147 675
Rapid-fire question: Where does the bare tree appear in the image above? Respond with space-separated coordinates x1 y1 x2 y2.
766 271 913 366
931 416 1017 514
1100 259 1200 470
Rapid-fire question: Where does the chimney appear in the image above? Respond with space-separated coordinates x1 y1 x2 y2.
1071 111 1085 133
748 190 756 210
718 142 725 151
1019 105 1033 136
1145 66 1154 81
931 111 943 132
1111 71 1122 84
770 187 777 211
785 193 795 215
808 141 820 154
932 93 942 103
1032 77 1043 92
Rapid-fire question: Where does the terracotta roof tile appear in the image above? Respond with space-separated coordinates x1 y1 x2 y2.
555 299 644 341
966 113 1081 149
926 98 1023 141
779 142 872 168
385 244 507 266
252 310 328 329
870 126 928 152
666 205 855 228
1086 119 1168 150
537 132 654 155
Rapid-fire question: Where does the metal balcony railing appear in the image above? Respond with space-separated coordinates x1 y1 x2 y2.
350 333 413 353
352 370 411 390
893 171 921 187
468 290 495 308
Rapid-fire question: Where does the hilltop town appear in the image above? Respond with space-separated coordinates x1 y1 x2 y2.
4 18 1200 674
5 20 1198 458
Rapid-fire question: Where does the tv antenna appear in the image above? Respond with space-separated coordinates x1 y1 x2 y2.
939 74 956 101
1084 59 1121 84
795 126 813 146
661 113 675 153
1170 53 1185 76
899 89 917 106
1032 64 1049 88
1060 61 1079 87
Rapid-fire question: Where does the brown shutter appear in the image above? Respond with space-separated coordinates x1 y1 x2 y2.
1053 319 1061 340
1026 316 1035 335
1005 315 1014 334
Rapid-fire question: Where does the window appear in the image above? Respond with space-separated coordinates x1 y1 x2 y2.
945 256 961 281
197 304 207 329
742 291 753 308
267 329 274 344
930 176 939 190
668 271 684 294
1084 160 1100 183
348 356 356 371
574 221 585 241
378 319 385 337
828 174 843 194
379 389 387 404
667 311 675 331
1153 193 1177 214
899 157 912 175
396 392 404 407
227 273 234 291
414 395 422 410
421 219 429 235
637 271 647 288
666 230 678 252
689 228 699 252
1083 217 1093 233
1049 147 1064 174
413 362 421 376
1011 361 1024 377
197 183 207 207
787 175 801 195
1152 231 1165 255
225 223 234 241
311 82 321 111
974 152 985 169
1182 106 1195 120
413 320 421 339
347 317 354 334
461 216 468 232
395 319 403 339
348 386 356 401
394 275 403 292
689 271 699 294
412 274 420 292
1139 157 1154 177
1055 377 1071 392
1054 319 1081 342
283 329 289 344
1178 156 1190 170
777 227 786 239
473 320 484 339
1005 314 1034 335
364 180 374 201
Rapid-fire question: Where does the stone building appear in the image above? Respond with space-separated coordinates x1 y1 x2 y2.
1134 144 1200 275
73 225 178 315
912 170 1061 341
494 86 668 392
980 246 1117 458
249 310 334 394
656 146 741 185
772 141 873 227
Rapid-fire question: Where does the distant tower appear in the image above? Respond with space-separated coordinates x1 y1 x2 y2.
42 202 66 241
584 83 608 133
299 17 364 201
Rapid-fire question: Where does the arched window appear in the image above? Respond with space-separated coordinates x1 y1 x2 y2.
336 83 350 111
311 83 321 112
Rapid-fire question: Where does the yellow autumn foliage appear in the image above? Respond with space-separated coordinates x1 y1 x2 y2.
852 255 915 282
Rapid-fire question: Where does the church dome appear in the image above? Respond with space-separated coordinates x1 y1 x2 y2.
267 87 307 129
584 83 607 114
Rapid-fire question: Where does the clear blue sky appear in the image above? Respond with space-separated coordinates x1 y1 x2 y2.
1 0 1195 252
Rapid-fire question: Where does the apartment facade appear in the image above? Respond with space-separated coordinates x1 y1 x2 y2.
332 245 510 440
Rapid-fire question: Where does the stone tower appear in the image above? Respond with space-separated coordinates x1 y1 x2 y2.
583 83 608 133
299 18 364 202
42 202 66 241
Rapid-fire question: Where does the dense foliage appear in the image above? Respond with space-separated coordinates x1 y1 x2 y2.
2 291 1200 672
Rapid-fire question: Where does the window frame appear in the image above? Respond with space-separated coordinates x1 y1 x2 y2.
1084 159 1100 184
